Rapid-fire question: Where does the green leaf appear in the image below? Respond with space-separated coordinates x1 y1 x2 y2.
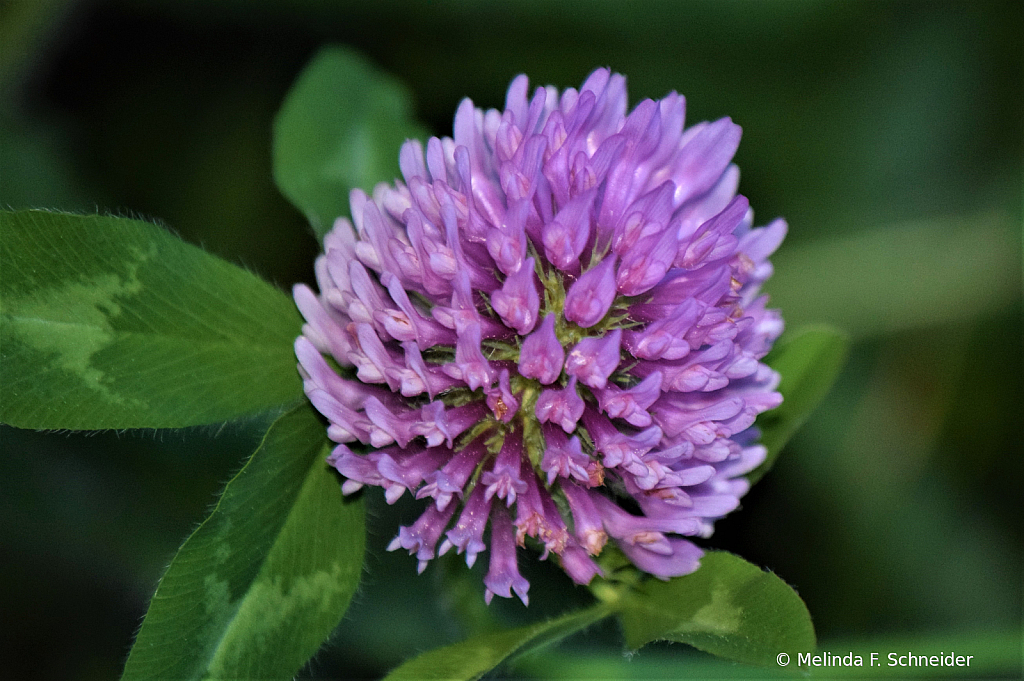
618 551 815 667
122 402 365 680
0 209 303 429
748 324 849 484
273 45 429 241
384 603 613 681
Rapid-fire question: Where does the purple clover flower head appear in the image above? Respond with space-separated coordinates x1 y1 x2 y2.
294 68 787 604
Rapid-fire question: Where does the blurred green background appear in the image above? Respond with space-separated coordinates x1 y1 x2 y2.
1 0 1020 678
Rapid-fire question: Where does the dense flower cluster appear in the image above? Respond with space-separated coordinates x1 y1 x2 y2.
294 69 786 605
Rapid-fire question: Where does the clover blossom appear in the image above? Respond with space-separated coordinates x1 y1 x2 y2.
293 68 786 605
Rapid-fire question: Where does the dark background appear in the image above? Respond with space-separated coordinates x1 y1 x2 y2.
1 1 1021 678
